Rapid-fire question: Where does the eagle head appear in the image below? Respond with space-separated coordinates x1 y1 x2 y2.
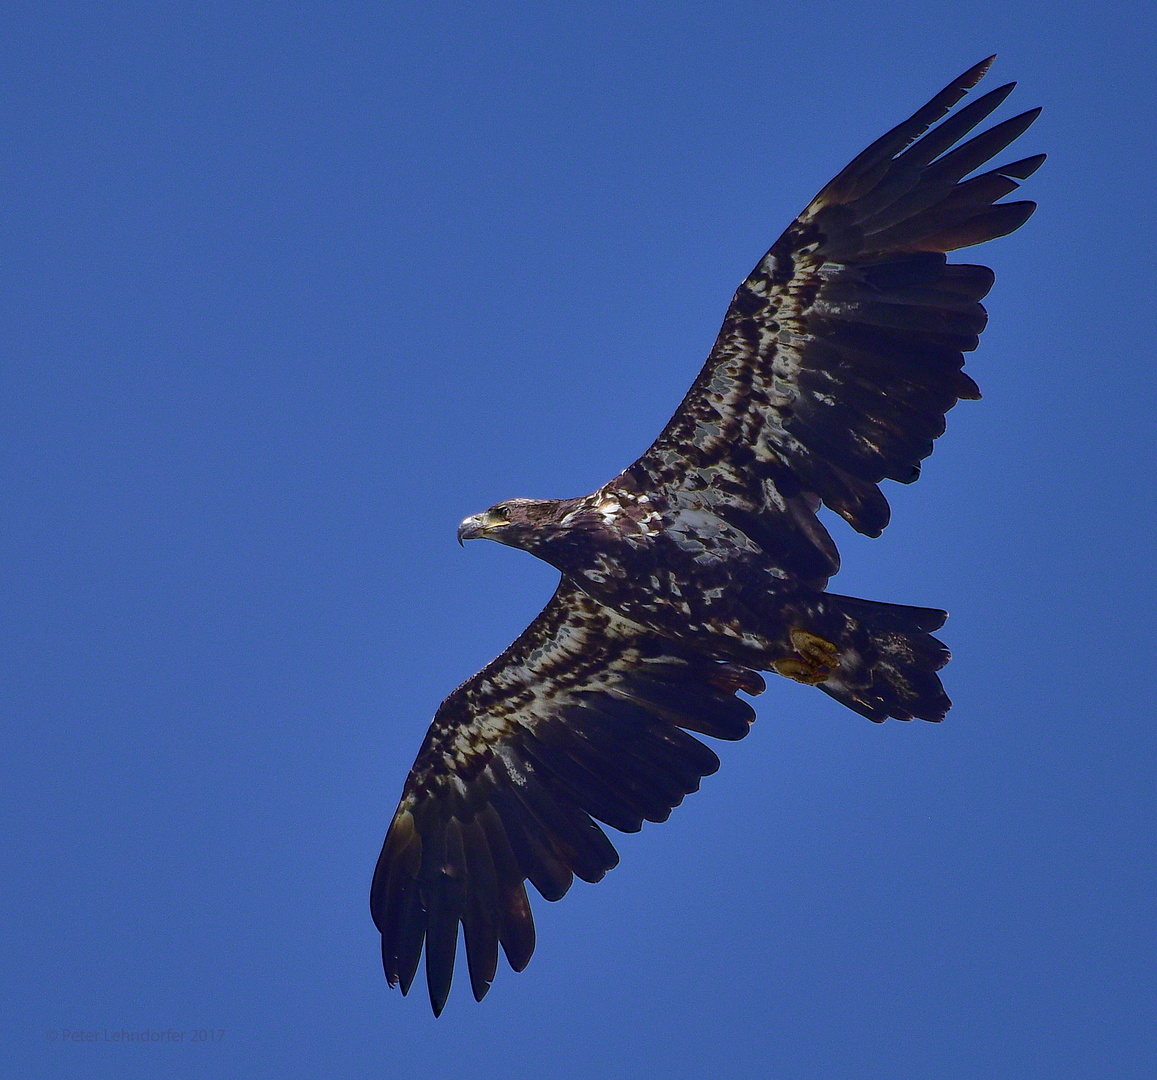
457 498 570 552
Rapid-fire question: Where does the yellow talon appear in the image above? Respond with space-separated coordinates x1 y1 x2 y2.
790 628 839 663
773 629 841 685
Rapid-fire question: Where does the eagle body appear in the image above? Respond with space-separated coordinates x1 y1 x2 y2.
372 58 1043 1015
473 489 784 636
460 482 946 719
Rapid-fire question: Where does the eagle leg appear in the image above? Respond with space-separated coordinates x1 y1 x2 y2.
772 628 841 685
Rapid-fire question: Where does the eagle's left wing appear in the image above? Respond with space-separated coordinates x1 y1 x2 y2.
622 58 1042 543
371 577 763 1015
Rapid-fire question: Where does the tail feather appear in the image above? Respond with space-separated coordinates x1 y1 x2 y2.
799 592 951 722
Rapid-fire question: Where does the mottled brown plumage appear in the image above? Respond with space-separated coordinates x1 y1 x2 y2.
372 57 1042 1014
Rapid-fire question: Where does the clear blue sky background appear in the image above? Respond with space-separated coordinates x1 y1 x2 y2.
4 3 1155 1078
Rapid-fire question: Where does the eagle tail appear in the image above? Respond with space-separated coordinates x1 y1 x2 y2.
779 592 952 722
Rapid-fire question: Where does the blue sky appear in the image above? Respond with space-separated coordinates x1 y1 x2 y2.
4 2 1155 1078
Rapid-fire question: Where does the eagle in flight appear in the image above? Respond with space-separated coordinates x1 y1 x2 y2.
371 58 1042 1015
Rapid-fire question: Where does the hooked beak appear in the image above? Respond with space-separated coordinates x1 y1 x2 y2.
457 514 485 546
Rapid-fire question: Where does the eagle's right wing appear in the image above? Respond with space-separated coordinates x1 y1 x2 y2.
370 577 764 1015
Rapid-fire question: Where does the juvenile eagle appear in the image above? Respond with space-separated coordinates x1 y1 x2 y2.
371 57 1042 1014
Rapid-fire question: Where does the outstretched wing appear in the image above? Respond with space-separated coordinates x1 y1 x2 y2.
626 57 1043 541
370 578 764 1015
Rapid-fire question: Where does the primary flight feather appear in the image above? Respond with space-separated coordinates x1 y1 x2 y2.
371 57 1042 1015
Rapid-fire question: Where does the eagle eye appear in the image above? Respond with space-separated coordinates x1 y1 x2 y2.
492 504 511 522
